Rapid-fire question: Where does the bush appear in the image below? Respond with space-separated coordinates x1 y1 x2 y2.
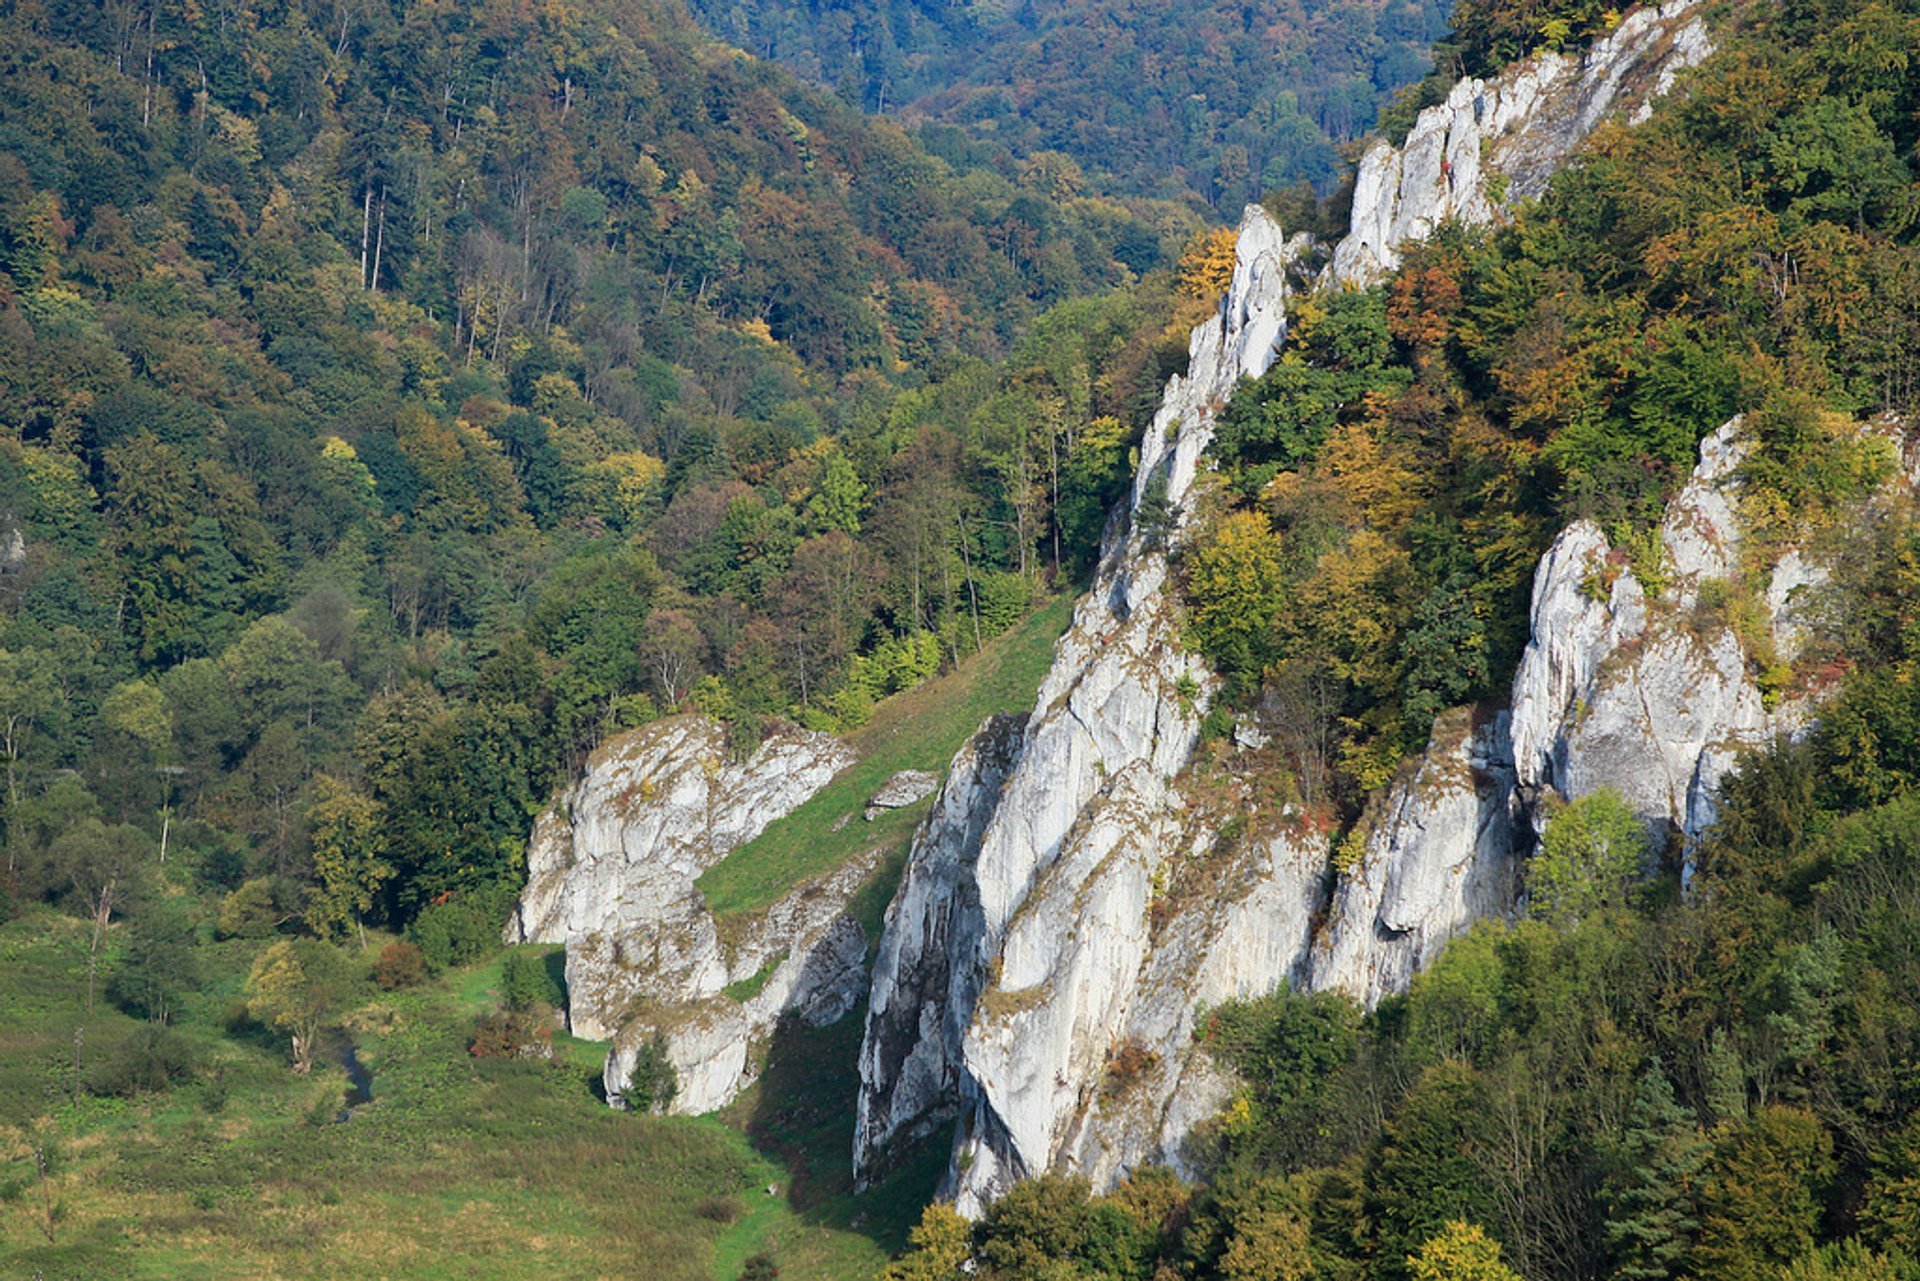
469 1009 554 1060
372 941 427 990
408 884 516 971
501 948 563 1010
217 877 284 939
621 1035 679 1113
88 1026 198 1097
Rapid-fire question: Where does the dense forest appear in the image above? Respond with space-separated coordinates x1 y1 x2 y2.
0 0 1230 949
684 0 1452 207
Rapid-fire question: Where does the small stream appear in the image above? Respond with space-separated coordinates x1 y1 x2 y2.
326 1030 374 1122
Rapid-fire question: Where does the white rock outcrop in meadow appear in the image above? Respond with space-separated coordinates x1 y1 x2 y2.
1328 0 1714 287
506 714 877 1114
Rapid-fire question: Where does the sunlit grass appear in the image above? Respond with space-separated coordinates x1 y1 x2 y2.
697 594 1074 923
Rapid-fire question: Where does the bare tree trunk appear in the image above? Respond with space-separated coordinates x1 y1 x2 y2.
360 186 374 289
370 186 387 294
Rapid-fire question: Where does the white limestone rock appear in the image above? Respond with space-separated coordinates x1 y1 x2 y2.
855 714 1027 1184
1328 0 1715 288
1309 710 1520 1006
506 714 875 1114
866 769 941 820
932 207 1296 1212
1508 419 1826 845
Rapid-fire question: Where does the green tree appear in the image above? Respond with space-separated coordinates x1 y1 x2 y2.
1368 1061 1496 1280
1184 510 1286 687
1692 1106 1836 1281
1605 1067 1709 1280
306 775 391 948
246 939 350 1074
1862 1114 1920 1254
107 903 202 1025
1528 789 1648 928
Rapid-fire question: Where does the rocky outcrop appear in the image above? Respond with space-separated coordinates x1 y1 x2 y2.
866 770 941 820
1509 418 1842 847
1307 709 1519 1006
507 714 877 1114
1328 0 1714 287
850 4 1893 1217
855 715 1026 1184
848 205 1297 1206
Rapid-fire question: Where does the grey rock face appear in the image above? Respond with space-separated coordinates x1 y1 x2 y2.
1508 419 1819 845
1328 0 1715 288
855 715 1026 1185
506 714 874 1115
1307 710 1520 1006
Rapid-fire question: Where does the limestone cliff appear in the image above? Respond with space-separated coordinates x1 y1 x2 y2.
1327 0 1714 287
507 714 872 1114
853 7 1761 1210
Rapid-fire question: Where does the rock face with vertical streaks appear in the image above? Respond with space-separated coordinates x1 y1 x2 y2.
506 714 877 1115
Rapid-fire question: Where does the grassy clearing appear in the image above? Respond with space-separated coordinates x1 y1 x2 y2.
0 911 920 1279
697 593 1075 922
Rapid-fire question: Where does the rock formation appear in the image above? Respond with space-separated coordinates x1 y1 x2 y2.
847 3 1889 1213
1327 0 1715 287
506 714 877 1114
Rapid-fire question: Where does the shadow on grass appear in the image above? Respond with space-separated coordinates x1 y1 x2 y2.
730 1005 949 1264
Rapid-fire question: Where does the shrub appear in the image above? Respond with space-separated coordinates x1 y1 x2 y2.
408 885 515 971
501 949 563 1010
87 1026 198 1097
217 877 283 938
622 1035 678 1113
372 941 427 990
469 1009 554 1060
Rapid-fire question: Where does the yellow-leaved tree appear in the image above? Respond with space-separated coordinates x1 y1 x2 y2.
1178 226 1239 299
1408 1220 1523 1280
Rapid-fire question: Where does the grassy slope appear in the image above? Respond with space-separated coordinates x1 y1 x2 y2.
697 592 1077 923
0 915 926 1279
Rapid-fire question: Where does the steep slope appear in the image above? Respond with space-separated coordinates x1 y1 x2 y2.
1327 0 1715 285
849 0 1815 1212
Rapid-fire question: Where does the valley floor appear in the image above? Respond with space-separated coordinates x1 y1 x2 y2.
0 912 941 1279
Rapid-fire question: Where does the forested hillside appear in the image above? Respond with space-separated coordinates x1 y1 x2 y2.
0 0 1213 942
686 0 1451 207
875 0 1920 1276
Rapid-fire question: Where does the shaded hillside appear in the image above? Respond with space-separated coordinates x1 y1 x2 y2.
688 0 1451 206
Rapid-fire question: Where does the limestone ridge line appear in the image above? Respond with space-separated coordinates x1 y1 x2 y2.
852 0 1768 1213
1327 0 1714 288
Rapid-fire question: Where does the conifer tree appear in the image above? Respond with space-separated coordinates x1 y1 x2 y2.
1605 1068 1709 1281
